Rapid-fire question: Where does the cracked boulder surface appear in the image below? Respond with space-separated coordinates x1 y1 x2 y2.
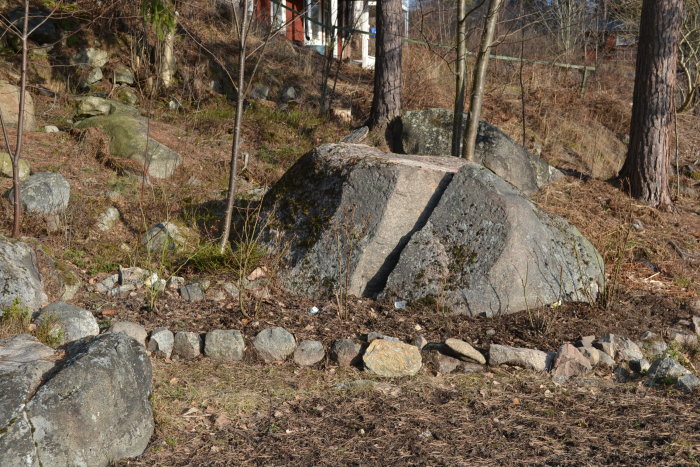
259 143 466 299
259 144 603 316
0 333 154 467
397 108 562 195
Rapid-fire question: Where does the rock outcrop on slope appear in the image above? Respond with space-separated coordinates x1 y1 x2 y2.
259 143 603 316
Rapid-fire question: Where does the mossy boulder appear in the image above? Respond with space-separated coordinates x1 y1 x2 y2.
0 152 30 180
74 99 182 179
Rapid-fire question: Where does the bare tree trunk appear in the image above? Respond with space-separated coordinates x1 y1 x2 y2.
220 0 251 253
368 0 403 133
452 0 468 157
7 1 30 238
160 26 176 88
619 0 683 210
462 0 502 160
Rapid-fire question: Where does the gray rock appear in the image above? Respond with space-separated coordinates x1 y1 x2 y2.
578 346 600 366
253 327 296 362
179 283 205 302
639 331 657 341
382 163 603 316
280 86 297 102
107 284 135 296
142 222 185 253
444 338 486 364
643 339 668 359
108 321 148 347
95 273 119 292
293 339 325 366
250 85 270 100
0 152 30 180
205 287 227 301
362 339 422 377
83 67 103 86
75 96 134 118
593 334 644 361
489 344 555 372
693 316 700 335
204 330 245 361
0 236 47 312
0 80 35 131
675 374 700 392
34 302 99 344
670 330 698 346
414 335 428 350
629 358 651 373
598 350 615 368
0 337 55 467
96 207 120 231
172 331 202 360
552 343 592 377
331 338 363 366
168 275 185 290
646 357 690 381
342 126 369 144
426 349 462 374
74 109 182 179
72 48 109 68
613 366 631 383
147 327 174 358
398 108 562 194
9 172 70 215
0 334 54 374
114 65 135 85
115 85 139 106
576 335 596 347
119 266 150 287
0 333 153 467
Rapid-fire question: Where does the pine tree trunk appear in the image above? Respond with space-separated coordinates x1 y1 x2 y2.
368 0 403 132
619 0 683 210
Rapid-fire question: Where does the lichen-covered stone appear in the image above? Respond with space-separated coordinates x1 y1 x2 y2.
363 339 422 377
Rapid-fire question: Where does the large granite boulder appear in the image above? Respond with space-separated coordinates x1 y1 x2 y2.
0 332 154 467
0 81 35 131
0 236 47 313
74 98 182 179
398 108 561 195
260 144 603 316
260 143 466 298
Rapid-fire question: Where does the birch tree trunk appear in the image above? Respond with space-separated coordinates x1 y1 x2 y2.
219 0 251 253
619 0 683 210
462 0 502 160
